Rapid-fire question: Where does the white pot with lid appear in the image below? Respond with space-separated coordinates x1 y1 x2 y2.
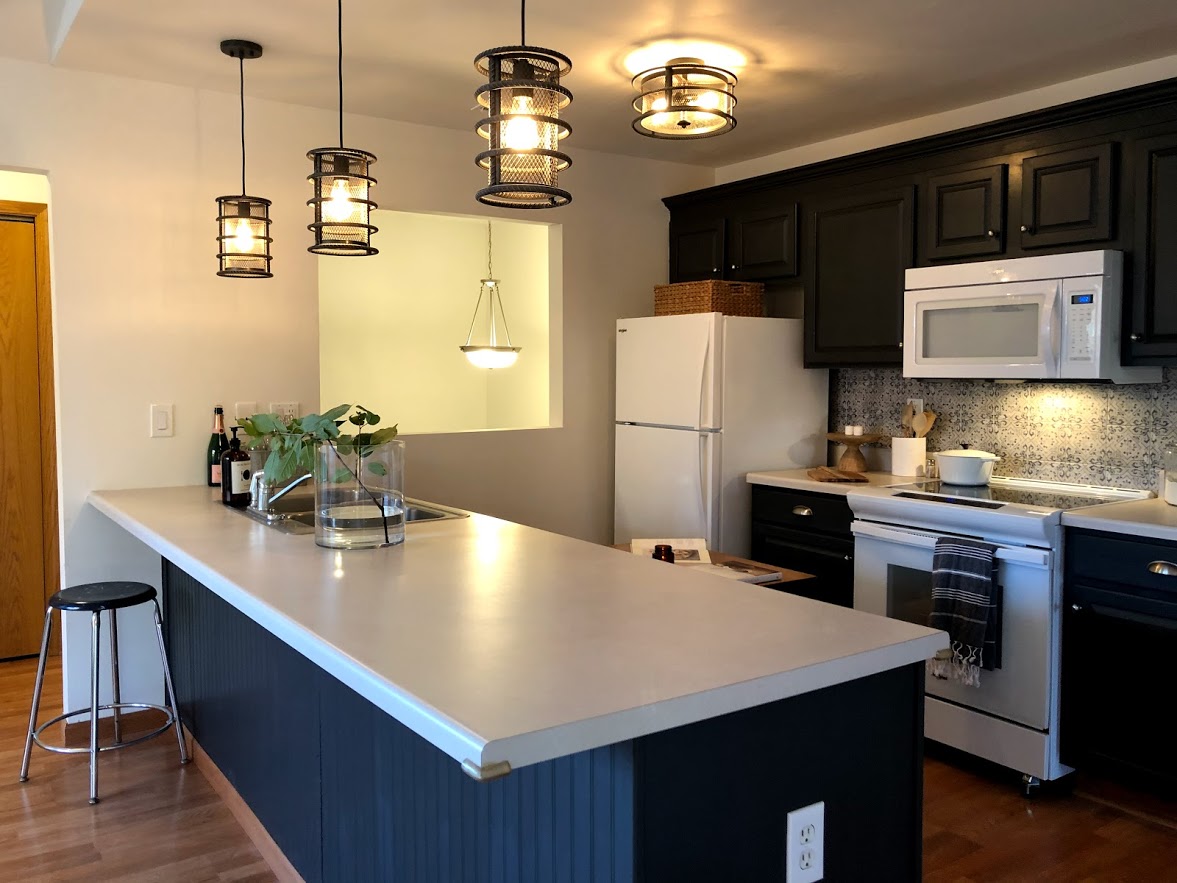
933 445 1001 486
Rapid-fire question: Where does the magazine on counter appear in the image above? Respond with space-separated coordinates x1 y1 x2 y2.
628 539 781 584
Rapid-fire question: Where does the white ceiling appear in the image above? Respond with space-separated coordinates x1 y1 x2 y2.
6 0 1177 167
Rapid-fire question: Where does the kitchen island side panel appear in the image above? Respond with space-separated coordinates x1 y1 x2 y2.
164 560 924 882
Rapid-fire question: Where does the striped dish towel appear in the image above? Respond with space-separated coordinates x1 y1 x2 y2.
927 537 998 687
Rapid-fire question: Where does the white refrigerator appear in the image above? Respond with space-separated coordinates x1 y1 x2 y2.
614 313 828 556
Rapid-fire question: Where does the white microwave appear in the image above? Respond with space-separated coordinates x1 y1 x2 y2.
903 250 1161 384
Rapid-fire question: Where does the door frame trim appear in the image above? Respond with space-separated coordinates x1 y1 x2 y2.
0 199 59 612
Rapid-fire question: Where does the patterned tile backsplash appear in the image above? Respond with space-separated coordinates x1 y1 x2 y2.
830 368 1176 491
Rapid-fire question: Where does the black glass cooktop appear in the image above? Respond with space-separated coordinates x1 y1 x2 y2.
890 481 1119 511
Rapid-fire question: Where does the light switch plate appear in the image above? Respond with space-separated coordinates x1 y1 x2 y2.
235 401 258 422
269 402 300 423
149 403 174 438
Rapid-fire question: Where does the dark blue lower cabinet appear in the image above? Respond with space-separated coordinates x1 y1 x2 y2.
164 561 923 882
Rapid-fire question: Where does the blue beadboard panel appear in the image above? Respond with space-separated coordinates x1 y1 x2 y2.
319 673 636 883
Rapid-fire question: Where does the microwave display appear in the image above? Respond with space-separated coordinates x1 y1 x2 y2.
1071 294 1094 304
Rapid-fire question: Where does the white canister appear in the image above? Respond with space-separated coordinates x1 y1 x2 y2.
891 436 927 477
1165 447 1177 505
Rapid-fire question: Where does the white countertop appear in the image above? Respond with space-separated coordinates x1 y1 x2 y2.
89 486 945 777
746 467 909 496
1063 497 1177 542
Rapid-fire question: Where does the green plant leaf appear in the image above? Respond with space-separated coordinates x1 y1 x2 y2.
367 461 387 477
365 411 381 425
370 427 398 445
239 417 257 437
322 404 351 422
251 413 285 434
264 448 284 480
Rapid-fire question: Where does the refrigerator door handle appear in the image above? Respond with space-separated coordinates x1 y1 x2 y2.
699 433 713 545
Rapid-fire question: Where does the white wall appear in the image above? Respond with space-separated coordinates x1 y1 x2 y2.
716 53 1177 184
0 56 710 710
319 212 551 434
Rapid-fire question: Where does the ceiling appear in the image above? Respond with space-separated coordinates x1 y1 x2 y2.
6 0 1177 167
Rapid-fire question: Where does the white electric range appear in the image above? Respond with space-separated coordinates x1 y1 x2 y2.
847 476 1151 793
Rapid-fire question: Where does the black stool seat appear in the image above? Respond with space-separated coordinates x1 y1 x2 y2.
49 582 157 612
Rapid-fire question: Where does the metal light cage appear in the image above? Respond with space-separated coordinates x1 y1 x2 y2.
632 58 737 139
216 195 274 277
307 147 379 256
475 46 573 209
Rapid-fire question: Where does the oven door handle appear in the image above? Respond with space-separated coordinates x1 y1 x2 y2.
851 521 1050 567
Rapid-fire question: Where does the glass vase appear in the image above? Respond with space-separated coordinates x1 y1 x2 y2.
314 439 405 549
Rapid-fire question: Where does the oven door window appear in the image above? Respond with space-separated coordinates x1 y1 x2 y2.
887 564 934 626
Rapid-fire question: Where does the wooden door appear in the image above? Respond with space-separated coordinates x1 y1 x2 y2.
0 207 55 659
924 164 1006 260
728 200 798 280
1018 143 1115 248
1126 131 1177 361
803 184 915 367
669 213 725 282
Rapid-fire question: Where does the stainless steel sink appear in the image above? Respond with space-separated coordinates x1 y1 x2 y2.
242 495 466 535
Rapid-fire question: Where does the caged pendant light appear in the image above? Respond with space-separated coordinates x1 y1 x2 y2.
307 0 378 255
215 40 273 278
461 221 521 369
631 57 737 139
473 0 572 209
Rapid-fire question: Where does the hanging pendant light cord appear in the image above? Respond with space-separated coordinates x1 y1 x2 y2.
487 220 493 277
520 0 526 45
238 56 247 195
337 0 345 147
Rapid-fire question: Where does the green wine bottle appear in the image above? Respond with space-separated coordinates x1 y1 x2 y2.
206 407 229 487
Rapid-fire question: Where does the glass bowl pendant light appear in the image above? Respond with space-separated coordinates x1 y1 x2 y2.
474 0 572 208
215 40 273 278
461 221 521 368
308 0 378 255
632 57 737 139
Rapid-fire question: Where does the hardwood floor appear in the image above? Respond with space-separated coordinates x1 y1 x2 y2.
4 654 1177 880
0 655 274 881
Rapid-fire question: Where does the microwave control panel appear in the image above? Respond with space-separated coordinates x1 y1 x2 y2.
1064 290 1097 363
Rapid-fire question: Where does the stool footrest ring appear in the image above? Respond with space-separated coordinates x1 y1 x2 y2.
31 703 177 755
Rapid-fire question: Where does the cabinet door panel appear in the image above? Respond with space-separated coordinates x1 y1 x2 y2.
1019 143 1115 248
670 217 725 282
804 185 915 366
924 164 1006 260
1127 131 1177 360
730 203 798 279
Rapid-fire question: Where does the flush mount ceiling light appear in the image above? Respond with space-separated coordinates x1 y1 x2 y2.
473 0 572 209
632 56 737 139
461 221 521 369
307 0 378 255
215 39 273 278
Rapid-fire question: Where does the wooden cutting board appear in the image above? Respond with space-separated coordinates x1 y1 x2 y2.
807 466 868 483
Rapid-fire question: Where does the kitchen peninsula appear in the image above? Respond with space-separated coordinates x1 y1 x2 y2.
89 486 945 882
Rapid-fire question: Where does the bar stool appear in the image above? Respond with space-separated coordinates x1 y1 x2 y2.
18 581 190 804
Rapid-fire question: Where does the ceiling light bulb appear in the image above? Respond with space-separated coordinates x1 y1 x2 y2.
503 95 543 150
464 348 520 370
324 177 355 222
696 90 722 110
651 96 669 112
231 217 255 253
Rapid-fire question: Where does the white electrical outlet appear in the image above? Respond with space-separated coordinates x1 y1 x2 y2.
786 801 825 883
235 401 258 422
149 403 174 438
908 398 924 415
268 402 300 423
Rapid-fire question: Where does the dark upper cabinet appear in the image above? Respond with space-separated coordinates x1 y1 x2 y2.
669 214 726 282
1126 131 1177 361
924 164 1006 260
728 201 799 280
804 185 915 367
1018 142 1115 248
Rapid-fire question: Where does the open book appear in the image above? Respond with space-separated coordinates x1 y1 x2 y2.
629 538 781 584
686 560 782 584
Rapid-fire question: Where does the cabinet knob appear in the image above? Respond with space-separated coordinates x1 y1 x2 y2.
843 554 853 562
730 263 737 270
712 267 719 274
1020 224 1031 233
898 340 904 348
986 229 997 238
1071 603 1082 612
1130 333 1143 342
1149 560 1177 577
791 506 813 517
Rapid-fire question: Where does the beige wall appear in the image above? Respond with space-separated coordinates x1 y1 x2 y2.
0 56 710 709
319 211 551 434
0 169 50 202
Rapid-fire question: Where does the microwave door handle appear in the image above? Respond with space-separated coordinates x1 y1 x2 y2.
1039 283 1061 377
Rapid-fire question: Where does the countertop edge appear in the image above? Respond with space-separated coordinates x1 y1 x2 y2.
87 492 490 769
1062 502 1177 542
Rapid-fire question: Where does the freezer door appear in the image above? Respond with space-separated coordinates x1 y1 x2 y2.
615 313 721 429
614 424 719 545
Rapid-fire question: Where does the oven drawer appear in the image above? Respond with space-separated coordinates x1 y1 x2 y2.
751 485 852 537
1067 529 1177 598
750 523 853 608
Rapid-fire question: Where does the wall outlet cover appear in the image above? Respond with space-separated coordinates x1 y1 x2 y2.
268 402 300 423
235 401 258 421
786 801 825 883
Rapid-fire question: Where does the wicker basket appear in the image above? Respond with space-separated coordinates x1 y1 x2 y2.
653 280 765 317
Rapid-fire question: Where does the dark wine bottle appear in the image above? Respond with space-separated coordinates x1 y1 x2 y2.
206 407 229 487
220 427 251 508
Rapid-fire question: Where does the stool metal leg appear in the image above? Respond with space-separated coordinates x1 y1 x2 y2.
89 610 101 805
18 608 54 783
152 601 189 765
109 609 122 746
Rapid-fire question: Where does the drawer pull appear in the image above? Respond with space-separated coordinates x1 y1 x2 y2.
792 506 813 517
1071 603 1082 612
1149 560 1177 576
